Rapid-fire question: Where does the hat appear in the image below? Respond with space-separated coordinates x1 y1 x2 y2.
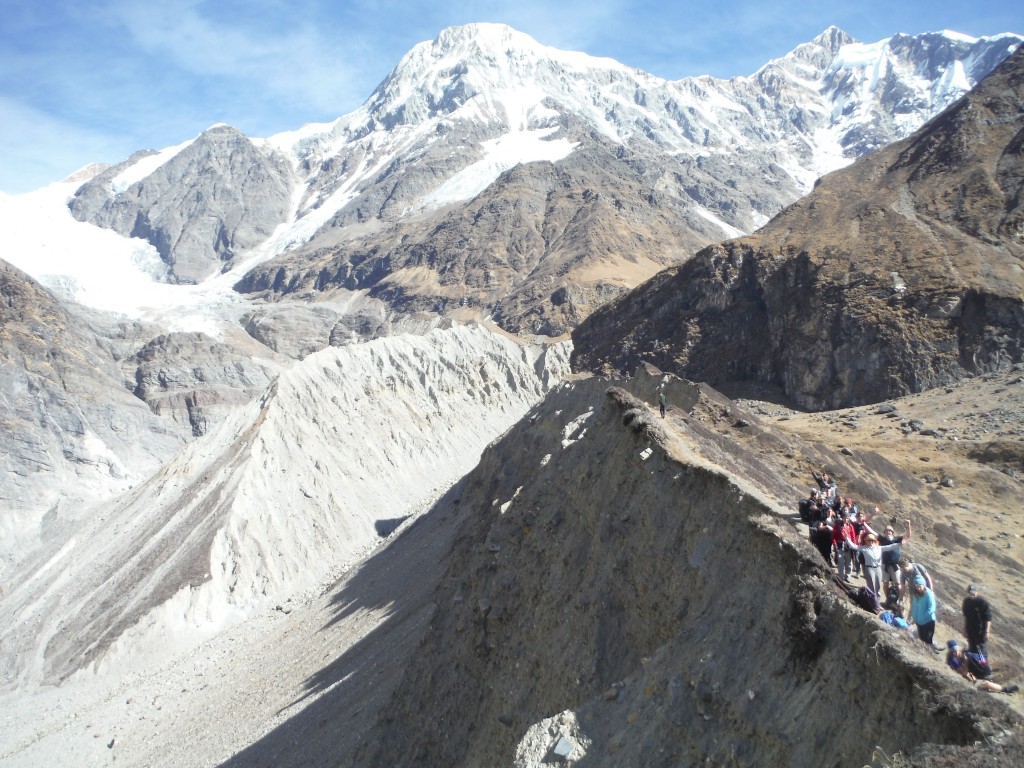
913 576 926 588
947 639 959 649
967 584 978 594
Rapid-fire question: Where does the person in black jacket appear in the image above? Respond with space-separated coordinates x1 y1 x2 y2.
799 490 822 524
962 584 993 658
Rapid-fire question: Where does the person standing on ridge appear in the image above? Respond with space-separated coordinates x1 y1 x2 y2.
909 575 939 650
873 517 911 589
962 584 993 659
899 556 933 603
658 390 667 418
832 510 858 583
845 532 901 599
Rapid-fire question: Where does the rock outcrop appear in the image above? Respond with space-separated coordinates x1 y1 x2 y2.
128 330 284 436
69 125 295 284
0 260 185 571
571 46 1024 410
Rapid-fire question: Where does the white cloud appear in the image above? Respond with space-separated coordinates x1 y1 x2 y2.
0 97 125 194
109 0 375 116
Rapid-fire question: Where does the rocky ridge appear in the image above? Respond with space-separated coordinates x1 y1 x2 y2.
0 324 569 689
2 363 1022 767
345 374 1023 767
54 364 1014 768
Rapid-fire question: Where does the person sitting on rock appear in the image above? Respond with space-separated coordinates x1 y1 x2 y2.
946 640 1018 694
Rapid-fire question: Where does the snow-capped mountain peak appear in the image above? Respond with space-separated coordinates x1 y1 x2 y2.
32 23 1022 317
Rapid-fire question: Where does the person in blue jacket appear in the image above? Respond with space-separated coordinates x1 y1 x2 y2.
946 640 1018 694
909 575 938 649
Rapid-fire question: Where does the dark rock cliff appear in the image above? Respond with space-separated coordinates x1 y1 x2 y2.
571 47 1024 410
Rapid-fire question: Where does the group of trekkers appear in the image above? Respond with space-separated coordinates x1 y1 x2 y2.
798 469 1019 696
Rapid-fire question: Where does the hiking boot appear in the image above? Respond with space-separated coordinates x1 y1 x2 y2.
1003 684 1019 695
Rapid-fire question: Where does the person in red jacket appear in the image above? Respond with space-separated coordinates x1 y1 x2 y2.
832 510 858 583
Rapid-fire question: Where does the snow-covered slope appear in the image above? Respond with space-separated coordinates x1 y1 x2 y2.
0 324 570 689
282 24 1021 203
259 24 1021 237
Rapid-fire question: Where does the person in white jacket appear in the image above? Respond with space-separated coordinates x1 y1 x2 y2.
847 533 902 598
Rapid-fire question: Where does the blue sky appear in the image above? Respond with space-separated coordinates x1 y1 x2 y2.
1 0 1021 194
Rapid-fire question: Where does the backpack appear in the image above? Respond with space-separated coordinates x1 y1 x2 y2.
855 586 882 614
884 584 901 613
879 611 910 629
799 498 814 523
965 651 991 679
881 542 902 566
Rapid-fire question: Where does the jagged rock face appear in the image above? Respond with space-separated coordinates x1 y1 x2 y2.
236 135 784 336
818 31 1022 158
0 260 185 570
571 47 1024 410
69 125 295 284
129 330 283 436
